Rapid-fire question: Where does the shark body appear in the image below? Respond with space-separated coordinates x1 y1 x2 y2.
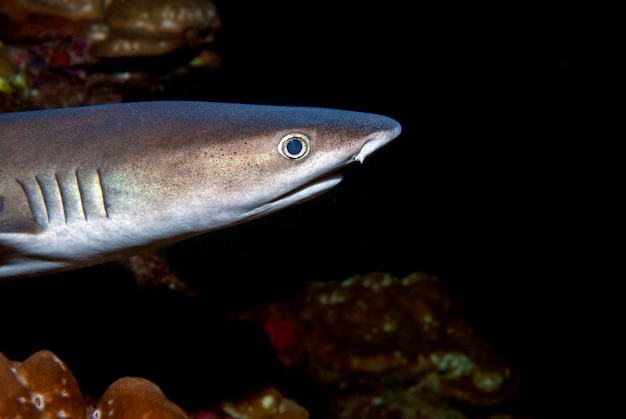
0 101 401 280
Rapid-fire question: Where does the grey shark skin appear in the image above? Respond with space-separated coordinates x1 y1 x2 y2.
0 101 401 280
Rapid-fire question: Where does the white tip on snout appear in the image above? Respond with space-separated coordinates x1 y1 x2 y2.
355 122 402 163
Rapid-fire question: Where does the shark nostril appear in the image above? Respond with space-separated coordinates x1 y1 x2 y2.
356 136 388 163
355 121 401 163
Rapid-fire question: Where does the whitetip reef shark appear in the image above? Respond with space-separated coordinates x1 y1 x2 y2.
0 101 401 280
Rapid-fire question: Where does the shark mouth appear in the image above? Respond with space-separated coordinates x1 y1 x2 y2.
267 171 344 210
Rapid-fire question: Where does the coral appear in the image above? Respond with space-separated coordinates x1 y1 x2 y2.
0 0 221 112
116 251 198 297
0 350 85 418
221 386 309 419
294 272 518 405
0 350 189 419
1 350 311 419
98 0 220 58
92 377 188 419
0 0 221 58
0 41 27 95
1 271 521 419
238 301 304 369
1 0 106 21
246 272 520 417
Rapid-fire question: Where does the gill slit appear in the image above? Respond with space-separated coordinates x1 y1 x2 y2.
15 179 44 225
35 176 53 223
54 172 69 224
97 169 109 218
74 169 88 221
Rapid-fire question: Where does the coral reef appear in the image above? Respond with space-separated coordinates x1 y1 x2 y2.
0 350 188 418
95 0 220 58
244 272 521 418
0 0 221 58
0 271 523 418
0 349 310 419
0 0 221 112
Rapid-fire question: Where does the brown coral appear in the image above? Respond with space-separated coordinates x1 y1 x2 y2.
221 386 309 419
0 350 86 418
291 272 519 406
116 251 198 297
93 377 189 419
1 0 106 21
0 0 221 59
0 0 221 111
0 350 190 419
1 349 313 419
243 271 521 418
98 0 220 58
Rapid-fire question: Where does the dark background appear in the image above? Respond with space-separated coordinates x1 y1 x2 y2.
1 1 621 416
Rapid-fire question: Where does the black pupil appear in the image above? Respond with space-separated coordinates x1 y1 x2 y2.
286 138 303 155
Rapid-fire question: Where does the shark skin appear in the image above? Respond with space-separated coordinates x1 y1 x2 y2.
0 101 401 280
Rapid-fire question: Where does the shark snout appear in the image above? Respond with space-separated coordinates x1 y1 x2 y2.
354 117 402 163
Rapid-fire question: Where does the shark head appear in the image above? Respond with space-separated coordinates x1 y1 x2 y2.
0 101 401 279
187 103 402 222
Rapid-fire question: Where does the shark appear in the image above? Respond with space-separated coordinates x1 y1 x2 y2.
0 101 401 280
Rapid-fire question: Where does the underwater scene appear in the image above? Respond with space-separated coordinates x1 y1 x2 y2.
0 1 619 418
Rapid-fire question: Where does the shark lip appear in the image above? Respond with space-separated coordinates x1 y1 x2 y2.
266 170 344 209
304 171 344 196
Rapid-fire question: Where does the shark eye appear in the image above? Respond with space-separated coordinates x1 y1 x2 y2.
278 133 310 159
